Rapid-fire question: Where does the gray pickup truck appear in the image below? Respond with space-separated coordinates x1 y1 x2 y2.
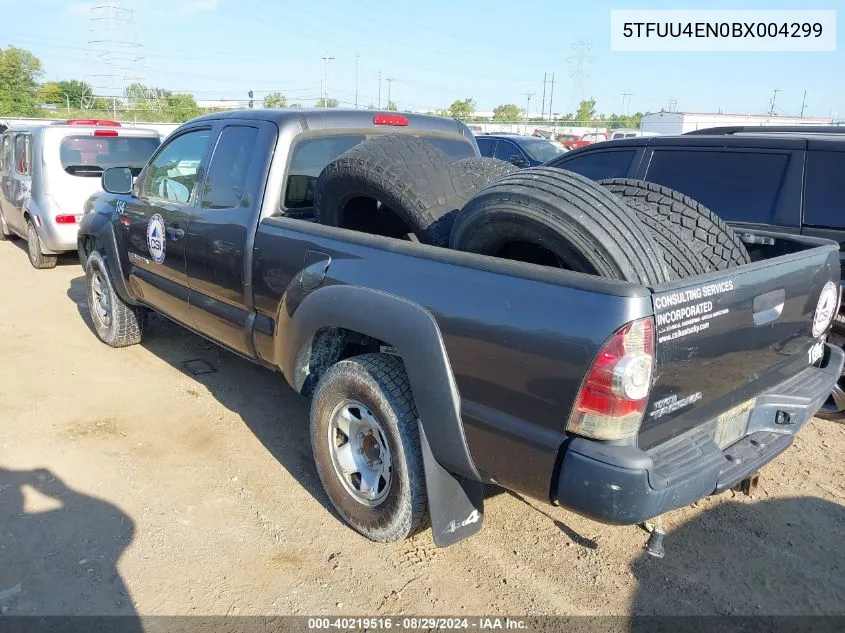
76 109 843 549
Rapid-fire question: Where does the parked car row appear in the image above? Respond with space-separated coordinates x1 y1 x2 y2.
0 119 162 268
2 110 841 556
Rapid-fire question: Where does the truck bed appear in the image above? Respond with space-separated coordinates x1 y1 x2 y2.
251 219 840 502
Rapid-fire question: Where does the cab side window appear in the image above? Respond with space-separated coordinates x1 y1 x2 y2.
555 149 636 180
140 129 212 204
200 126 259 210
494 140 520 162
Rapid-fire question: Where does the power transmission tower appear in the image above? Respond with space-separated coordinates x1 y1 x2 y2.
85 0 151 112
541 73 548 121
548 73 555 121
321 54 335 106
768 88 780 116
567 40 593 112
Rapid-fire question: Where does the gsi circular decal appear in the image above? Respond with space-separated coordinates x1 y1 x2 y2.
146 214 166 264
812 281 839 338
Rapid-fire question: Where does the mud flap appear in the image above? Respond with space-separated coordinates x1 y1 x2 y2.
419 423 484 547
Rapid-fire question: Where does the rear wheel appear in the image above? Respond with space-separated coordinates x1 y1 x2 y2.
26 220 57 269
310 353 427 542
85 250 146 347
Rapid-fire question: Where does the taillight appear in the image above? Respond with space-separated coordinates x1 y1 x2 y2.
94 129 119 137
566 317 654 441
55 214 78 224
373 114 409 126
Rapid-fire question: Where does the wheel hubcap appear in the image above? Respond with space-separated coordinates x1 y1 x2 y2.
327 400 392 506
90 271 112 328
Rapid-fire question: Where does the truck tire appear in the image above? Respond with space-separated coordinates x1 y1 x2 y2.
315 134 459 246
310 353 428 542
599 179 751 278
449 167 672 285
448 157 519 200
26 220 57 269
85 249 147 347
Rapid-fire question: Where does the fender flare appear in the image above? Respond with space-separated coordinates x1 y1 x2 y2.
77 213 138 306
280 285 480 482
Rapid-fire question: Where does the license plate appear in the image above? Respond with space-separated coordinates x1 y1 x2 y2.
715 397 756 449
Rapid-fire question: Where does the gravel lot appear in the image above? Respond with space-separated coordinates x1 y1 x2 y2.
1 238 844 618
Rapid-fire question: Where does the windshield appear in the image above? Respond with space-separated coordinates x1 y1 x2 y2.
520 138 566 162
60 135 160 177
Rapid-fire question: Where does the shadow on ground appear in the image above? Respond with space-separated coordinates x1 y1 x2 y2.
8 238 79 266
630 497 845 617
67 274 332 516
0 467 139 623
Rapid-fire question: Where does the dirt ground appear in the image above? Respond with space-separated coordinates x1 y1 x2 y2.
1 238 844 618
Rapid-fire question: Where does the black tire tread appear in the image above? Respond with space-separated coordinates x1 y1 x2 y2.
448 157 519 200
450 167 671 285
86 250 146 347
599 178 751 277
315 134 459 244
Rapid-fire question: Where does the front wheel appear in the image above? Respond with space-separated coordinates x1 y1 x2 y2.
26 220 57 269
310 353 428 542
85 250 147 347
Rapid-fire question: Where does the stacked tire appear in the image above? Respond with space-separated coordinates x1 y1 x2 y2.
313 134 750 284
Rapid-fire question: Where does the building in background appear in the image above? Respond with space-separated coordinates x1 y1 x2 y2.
641 111 833 135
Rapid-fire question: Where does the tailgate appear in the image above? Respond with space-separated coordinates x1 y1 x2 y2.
640 240 840 449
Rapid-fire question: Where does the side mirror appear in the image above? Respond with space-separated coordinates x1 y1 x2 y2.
509 155 528 167
101 167 133 195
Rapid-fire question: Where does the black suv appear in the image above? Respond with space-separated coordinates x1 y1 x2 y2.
547 126 845 419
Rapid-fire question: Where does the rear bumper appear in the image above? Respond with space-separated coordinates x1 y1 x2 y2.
555 344 844 525
34 215 79 253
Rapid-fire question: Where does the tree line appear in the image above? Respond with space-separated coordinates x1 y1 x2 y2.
0 45 643 127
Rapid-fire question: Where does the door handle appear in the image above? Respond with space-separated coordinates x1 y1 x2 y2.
167 226 185 240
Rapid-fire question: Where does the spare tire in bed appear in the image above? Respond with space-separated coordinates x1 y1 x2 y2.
598 178 751 279
449 167 672 285
315 134 459 244
448 157 519 200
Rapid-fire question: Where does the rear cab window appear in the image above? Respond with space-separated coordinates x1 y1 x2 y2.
283 132 476 213
60 134 160 178
644 149 793 225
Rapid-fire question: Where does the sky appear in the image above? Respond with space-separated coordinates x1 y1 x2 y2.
0 0 842 119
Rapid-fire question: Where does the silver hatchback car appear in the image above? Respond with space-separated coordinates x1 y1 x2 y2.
0 120 161 268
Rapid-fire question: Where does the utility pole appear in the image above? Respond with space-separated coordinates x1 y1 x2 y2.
768 88 780 116
354 55 360 109
524 92 535 124
541 73 548 121
386 77 395 108
548 73 555 122
620 91 633 116
321 54 335 106
800 90 807 117
378 69 382 108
